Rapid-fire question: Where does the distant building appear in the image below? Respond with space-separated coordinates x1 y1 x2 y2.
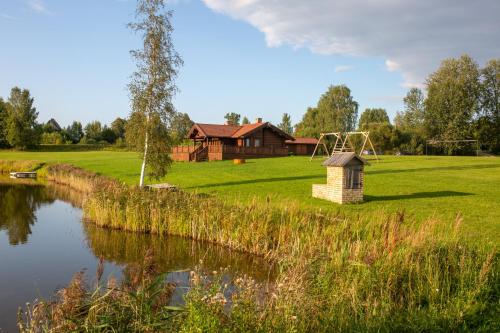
171 118 294 162
312 152 368 204
46 118 62 132
286 137 319 155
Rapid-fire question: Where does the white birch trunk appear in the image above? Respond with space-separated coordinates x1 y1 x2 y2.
140 107 150 188
139 130 148 187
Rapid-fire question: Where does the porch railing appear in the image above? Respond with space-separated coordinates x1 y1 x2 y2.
208 145 288 156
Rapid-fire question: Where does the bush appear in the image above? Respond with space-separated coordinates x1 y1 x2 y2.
41 132 64 145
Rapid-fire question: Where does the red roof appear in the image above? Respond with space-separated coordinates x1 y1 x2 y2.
192 123 240 138
188 122 294 140
231 122 267 138
286 137 318 145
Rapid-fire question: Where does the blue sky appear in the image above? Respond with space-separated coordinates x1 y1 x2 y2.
0 0 498 128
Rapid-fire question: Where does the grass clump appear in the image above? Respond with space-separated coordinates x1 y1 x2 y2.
0 160 45 173
18 251 182 333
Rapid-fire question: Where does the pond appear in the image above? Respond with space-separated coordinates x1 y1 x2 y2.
0 178 274 332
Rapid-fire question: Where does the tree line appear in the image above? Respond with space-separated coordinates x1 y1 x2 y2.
291 55 498 154
0 86 193 150
1 54 497 155
223 55 498 155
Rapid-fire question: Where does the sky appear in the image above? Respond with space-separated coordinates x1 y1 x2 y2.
0 0 498 128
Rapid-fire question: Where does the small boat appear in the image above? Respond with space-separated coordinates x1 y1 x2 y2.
10 172 37 179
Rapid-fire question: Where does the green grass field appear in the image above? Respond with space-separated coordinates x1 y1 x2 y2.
1 150 499 244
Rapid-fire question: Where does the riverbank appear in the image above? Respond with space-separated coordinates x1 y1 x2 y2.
2 160 499 332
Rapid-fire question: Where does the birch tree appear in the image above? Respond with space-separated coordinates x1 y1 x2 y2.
278 113 293 134
128 0 183 187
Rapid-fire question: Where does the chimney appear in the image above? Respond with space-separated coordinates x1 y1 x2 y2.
255 117 263 124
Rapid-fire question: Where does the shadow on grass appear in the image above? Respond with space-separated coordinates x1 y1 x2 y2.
185 174 323 189
366 163 499 175
365 191 473 202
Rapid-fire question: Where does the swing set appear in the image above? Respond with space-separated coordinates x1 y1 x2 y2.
310 131 379 161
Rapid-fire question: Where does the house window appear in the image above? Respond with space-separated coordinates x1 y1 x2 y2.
255 138 261 147
345 166 362 189
245 138 251 147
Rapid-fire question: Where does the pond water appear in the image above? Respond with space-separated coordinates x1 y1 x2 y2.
0 178 274 332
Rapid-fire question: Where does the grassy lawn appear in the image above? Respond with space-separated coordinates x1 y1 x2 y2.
1 150 499 244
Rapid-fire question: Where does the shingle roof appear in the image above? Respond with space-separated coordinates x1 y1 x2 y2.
286 137 318 145
47 118 62 132
231 122 266 138
194 123 241 138
322 152 368 167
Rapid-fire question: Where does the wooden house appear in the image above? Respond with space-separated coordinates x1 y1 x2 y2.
286 137 319 155
312 152 368 204
46 118 62 132
172 118 294 162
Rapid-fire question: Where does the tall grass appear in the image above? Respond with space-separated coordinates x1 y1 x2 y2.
14 162 500 332
0 160 44 173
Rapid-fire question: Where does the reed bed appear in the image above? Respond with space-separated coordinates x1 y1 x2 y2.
15 163 500 332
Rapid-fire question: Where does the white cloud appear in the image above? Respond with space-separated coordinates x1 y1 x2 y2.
334 65 353 73
29 0 51 14
202 0 500 88
385 60 399 72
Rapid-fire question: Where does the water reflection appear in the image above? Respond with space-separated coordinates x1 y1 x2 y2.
0 181 54 245
0 177 274 332
84 223 274 282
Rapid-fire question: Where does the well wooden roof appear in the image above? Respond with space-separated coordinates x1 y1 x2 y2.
322 152 368 167
187 122 294 140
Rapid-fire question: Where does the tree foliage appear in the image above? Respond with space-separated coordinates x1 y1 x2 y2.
84 121 103 143
170 112 193 144
111 118 127 140
224 112 240 125
358 108 389 130
393 88 426 154
101 126 117 144
128 0 183 185
424 55 480 141
241 116 250 125
4 87 40 149
295 85 358 138
0 98 8 148
477 59 499 152
363 122 395 153
278 113 293 135
396 88 425 130
65 121 84 144
41 132 64 144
